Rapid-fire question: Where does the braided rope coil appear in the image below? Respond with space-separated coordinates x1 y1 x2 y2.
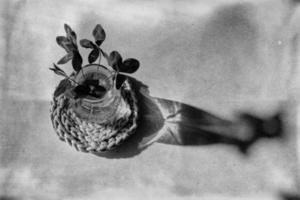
50 80 138 153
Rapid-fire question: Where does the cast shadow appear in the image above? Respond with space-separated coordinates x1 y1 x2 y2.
94 77 284 159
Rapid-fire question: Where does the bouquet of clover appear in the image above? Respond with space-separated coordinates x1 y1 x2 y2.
50 24 140 99
50 24 140 154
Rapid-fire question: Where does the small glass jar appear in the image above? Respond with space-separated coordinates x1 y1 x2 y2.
71 64 125 124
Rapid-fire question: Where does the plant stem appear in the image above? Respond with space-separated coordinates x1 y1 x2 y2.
66 76 80 85
100 48 109 61
81 69 87 80
98 48 102 65
114 71 119 89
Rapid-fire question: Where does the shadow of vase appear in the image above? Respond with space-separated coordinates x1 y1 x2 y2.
94 77 284 159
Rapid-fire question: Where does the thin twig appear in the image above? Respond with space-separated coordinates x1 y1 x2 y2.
66 76 80 85
98 48 102 65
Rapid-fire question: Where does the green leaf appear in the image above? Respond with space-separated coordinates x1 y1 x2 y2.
109 51 122 71
49 63 68 78
56 36 75 52
64 24 77 46
72 51 82 72
120 58 140 73
80 39 95 49
92 24 106 46
88 48 100 64
116 73 127 89
57 53 73 64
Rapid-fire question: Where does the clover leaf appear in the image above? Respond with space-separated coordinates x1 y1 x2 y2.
49 63 68 78
80 39 96 49
56 24 82 72
52 23 141 100
88 48 100 64
80 24 107 64
108 51 123 71
92 24 106 46
64 24 77 47
56 36 75 53
73 85 90 98
72 51 83 72
72 79 107 99
120 58 139 73
57 53 73 65
107 51 140 89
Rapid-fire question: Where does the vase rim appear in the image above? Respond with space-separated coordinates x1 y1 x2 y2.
82 63 109 70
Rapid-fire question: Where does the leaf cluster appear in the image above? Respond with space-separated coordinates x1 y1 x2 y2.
51 23 140 99
108 50 139 89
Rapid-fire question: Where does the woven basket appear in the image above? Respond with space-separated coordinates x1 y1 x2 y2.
50 79 138 153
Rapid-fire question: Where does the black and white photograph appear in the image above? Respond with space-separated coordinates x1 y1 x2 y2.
0 0 299 199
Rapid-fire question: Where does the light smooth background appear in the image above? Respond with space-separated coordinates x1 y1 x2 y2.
0 0 299 199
